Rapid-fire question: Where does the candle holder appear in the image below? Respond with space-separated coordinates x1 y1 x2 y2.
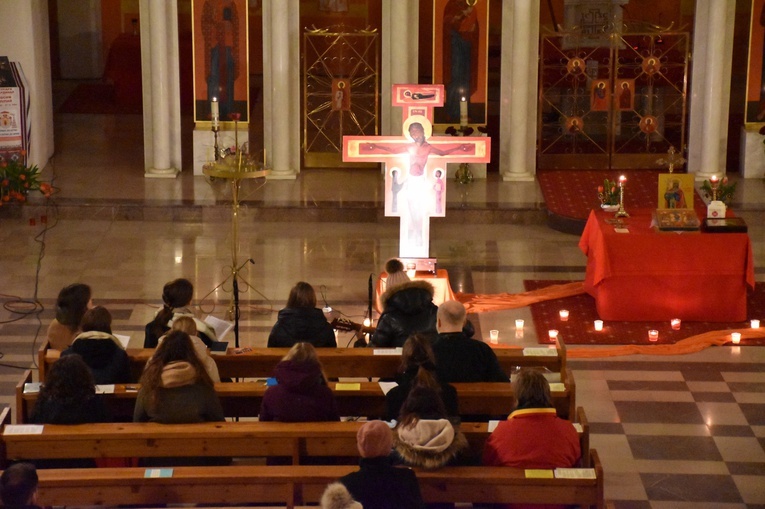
615 176 630 218
709 176 720 202
212 124 220 161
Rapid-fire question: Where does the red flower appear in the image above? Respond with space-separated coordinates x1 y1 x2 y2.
19 174 26 181
597 186 604 193
229 113 241 121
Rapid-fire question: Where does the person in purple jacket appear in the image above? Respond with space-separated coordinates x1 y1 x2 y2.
259 342 340 422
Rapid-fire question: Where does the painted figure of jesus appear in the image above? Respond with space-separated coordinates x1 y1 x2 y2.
363 122 472 249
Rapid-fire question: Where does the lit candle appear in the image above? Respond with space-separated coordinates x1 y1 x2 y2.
648 330 659 342
751 319 760 329
710 175 719 184
460 97 468 128
211 97 219 119
594 320 603 331
731 332 741 344
515 319 524 330
671 318 681 330
559 309 569 321
619 175 626 186
548 329 559 342
489 330 499 343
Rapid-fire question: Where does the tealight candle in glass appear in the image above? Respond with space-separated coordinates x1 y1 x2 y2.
731 332 741 344
594 320 603 331
671 318 681 330
751 319 760 329
559 309 569 321
548 329 559 342
515 319 524 330
648 330 659 342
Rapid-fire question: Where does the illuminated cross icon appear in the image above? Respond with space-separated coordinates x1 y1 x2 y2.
656 146 686 174
343 84 490 258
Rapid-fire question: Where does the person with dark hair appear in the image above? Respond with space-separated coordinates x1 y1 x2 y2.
144 278 216 348
431 300 509 383
370 260 437 348
31 354 110 468
61 306 131 384
385 333 458 421
46 283 92 351
134 330 224 424
334 420 426 509
0 463 41 509
259 342 339 422
483 369 580 509
392 385 469 469
267 282 336 348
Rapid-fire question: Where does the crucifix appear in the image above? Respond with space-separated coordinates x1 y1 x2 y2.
343 84 490 259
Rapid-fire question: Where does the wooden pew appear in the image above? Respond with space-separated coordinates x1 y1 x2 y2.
26 451 605 509
38 337 567 383
16 368 576 423
3 407 589 467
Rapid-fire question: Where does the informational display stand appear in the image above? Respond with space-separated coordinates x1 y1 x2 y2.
0 57 30 164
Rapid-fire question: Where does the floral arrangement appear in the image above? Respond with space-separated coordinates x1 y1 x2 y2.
700 176 736 206
0 157 52 205
597 179 620 206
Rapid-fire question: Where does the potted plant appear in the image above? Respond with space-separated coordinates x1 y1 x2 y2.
597 179 620 212
0 157 53 205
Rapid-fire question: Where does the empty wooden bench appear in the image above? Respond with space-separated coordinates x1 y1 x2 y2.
38 338 567 382
24 452 605 508
2 407 590 468
16 368 576 423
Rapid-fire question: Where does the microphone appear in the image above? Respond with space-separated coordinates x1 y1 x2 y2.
367 273 373 322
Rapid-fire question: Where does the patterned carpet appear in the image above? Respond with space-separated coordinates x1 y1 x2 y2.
537 169 706 221
525 280 765 346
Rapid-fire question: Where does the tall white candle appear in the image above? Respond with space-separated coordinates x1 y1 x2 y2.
211 97 219 120
460 97 468 127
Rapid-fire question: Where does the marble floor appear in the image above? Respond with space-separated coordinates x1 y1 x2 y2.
0 112 764 507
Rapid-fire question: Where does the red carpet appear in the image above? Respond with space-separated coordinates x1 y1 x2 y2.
537 169 706 221
524 280 765 346
58 83 142 115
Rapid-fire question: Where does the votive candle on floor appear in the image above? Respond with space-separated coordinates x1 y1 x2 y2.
594 320 603 331
731 332 741 344
559 309 569 321
671 318 681 330
648 330 659 342
751 319 760 329
515 319 524 330
548 329 559 342
489 330 499 342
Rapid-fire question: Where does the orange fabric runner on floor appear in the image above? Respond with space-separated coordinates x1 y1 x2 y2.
456 282 586 313
456 282 763 358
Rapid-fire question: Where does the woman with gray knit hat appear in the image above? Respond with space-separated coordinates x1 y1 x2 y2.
332 420 425 509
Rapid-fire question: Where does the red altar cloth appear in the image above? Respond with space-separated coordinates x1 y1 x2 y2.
375 269 456 313
578 208 754 321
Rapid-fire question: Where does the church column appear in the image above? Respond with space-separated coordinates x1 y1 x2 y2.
263 0 300 179
141 0 181 178
687 0 735 180
499 0 539 181
381 0 418 136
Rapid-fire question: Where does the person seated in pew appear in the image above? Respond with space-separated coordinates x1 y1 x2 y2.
370 259 438 348
392 385 471 470
0 463 41 509
46 283 93 351
154 316 221 382
134 330 224 424
268 281 337 348
482 368 581 509
144 278 216 348
333 420 425 509
31 354 111 468
61 306 131 385
320 482 362 509
385 333 458 422
431 300 509 384
259 342 340 422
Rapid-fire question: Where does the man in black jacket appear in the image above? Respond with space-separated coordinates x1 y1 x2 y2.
431 300 509 383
